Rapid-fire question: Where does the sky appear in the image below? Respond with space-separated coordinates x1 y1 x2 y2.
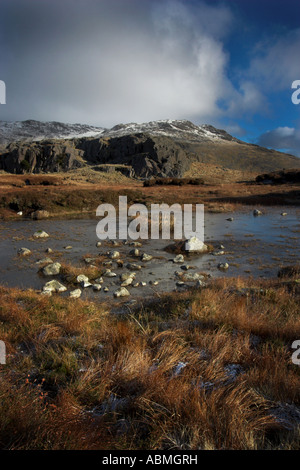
0 0 300 156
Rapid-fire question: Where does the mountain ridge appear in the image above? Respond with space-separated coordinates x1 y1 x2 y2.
0 119 299 177
0 119 244 145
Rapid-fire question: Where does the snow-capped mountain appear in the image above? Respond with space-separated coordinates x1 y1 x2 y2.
1 118 299 177
106 119 239 143
0 119 239 145
0 119 105 145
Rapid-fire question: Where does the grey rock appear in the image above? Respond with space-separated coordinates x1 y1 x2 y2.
181 264 190 271
84 257 97 264
218 262 229 271
108 250 120 259
42 262 61 276
33 230 49 238
93 284 102 291
70 289 82 298
120 272 135 282
76 274 89 283
114 287 130 298
43 280 67 293
120 272 136 282
185 237 208 253
18 247 31 256
141 253 153 262
31 210 49 220
212 250 225 256
126 263 142 271
81 281 93 288
36 257 53 264
253 209 263 216
121 277 133 287
129 241 142 247
129 248 140 257
103 269 117 277
173 254 185 263
182 272 204 281
103 261 113 267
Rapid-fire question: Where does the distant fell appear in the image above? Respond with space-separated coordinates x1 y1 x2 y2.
0 119 299 177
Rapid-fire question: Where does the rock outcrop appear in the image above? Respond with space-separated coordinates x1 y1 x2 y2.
1 119 300 177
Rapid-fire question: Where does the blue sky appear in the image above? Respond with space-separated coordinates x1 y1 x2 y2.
0 0 300 156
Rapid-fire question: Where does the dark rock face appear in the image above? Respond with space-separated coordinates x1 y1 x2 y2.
1 119 300 177
76 134 190 178
0 133 191 177
0 141 84 174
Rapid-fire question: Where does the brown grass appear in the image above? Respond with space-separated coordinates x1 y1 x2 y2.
0 171 299 220
0 275 300 450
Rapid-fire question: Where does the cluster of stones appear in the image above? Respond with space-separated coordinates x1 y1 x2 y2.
18 224 266 299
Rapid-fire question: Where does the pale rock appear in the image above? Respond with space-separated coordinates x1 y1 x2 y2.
218 262 229 271
93 284 102 291
185 237 207 253
253 209 263 216
103 269 117 277
114 287 130 298
173 254 185 263
36 257 53 265
70 289 82 298
42 262 61 276
33 230 49 238
18 247 31 256
141 253 153 262
43 280 67 293
76 274 89 284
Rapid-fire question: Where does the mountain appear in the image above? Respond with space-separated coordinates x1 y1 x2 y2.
0 119 241 145
0 119 299 177
0 119 105 144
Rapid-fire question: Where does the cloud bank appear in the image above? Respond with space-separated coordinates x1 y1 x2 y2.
257 127 300 157
0 0 262 126
0 0 299 160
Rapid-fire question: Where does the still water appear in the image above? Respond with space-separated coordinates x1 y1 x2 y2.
0 206 299 300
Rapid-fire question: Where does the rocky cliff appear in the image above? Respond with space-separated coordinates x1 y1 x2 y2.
1 119 300 177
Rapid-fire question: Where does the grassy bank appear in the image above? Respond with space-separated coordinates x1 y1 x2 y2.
1 276 300 450
0 174 299 220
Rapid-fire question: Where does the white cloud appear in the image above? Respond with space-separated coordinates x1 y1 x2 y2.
0 0 298 130
257 126 300 157
0 0 239 126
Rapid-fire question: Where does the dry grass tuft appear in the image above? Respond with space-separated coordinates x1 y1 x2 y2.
0 276 300 450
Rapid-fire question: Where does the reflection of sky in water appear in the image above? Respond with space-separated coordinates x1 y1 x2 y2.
0 207 299 299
